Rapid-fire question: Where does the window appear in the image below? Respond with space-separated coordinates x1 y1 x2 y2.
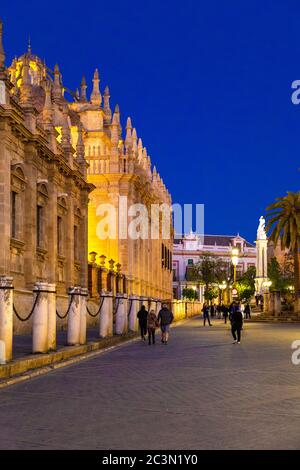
188 259 194 265
37 205 43 248
11 191 17 238
57 216 63 255
74 225 78 260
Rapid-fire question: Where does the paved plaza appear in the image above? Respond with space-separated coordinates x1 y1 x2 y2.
1 318 300 449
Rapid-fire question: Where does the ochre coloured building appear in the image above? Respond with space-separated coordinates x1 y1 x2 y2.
0 19 173 335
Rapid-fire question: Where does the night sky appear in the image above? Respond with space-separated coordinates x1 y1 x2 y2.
2 0 300 243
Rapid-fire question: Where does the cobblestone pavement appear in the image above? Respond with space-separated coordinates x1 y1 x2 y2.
1 318 300 450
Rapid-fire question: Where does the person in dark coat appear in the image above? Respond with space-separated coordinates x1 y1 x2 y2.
244 303 251 319
231 308 243 344
137 305 148 341
222 304 229 324
157 304 174 345
202 303 212 326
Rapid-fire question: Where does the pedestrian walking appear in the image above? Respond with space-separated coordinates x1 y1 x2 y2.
231 308 243 344
147 309 158 345
222 304 229 324
210 303 216 318
158 304 174 345
202 302 212 326
244 303 251 319
137 305 148 341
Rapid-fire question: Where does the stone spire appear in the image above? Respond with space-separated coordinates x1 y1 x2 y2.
0 19 5 72
132 128 137 153
76 122 87 175
53 64 63 102
137 138 143 161
80 75 87 102
61 104 71 151
114 104 122 137
125 117 132 149
103 86 112 124
19 56 32 105
42 81 53 129
90 68 101 105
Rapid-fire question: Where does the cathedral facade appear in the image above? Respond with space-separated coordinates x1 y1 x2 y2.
0 19 172 330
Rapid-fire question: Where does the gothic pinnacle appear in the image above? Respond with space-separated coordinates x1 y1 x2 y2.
90 68 101 105
80 75 87 102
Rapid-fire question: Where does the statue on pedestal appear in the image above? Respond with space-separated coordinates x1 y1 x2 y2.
257 216 267 240
255 216 269 296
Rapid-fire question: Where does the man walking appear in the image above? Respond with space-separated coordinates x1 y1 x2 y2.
244 302 251 319
202 302 212 326
231 307 243 344
158 303 174 345
137 305 148 341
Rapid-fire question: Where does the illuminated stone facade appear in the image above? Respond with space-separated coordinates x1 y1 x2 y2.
0 19 173 317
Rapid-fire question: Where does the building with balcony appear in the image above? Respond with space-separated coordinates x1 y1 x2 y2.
172 231 256 300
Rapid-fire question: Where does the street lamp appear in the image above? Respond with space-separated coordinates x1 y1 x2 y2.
219 281 227 303
263 280 272 290
231 247 239 284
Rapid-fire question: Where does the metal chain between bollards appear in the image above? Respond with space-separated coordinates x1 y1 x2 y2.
86 295 105 318
113 297 120 316
127 299 133 319
13 290 41 322
56 294 74 319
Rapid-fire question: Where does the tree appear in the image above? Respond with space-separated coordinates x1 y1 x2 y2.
268 256 294 292
188 254 230 299
266 192 300 291
236 266 256 301
182 288 199 301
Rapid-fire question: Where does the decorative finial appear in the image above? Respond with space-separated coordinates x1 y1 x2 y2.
28 36 32 54
90 68 101 105
80 75 87 102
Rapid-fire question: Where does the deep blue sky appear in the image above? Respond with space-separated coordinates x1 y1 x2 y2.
2 0 300 242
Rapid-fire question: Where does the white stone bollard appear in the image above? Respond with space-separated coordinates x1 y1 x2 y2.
128 296 139 332
115 294 127 335
79 288 88 345
99 291 113 338
0 276 13 363
47 283 56 351
32 282 49 354
67 286 81 346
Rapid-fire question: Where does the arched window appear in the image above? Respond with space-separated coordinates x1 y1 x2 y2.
11 164 26 241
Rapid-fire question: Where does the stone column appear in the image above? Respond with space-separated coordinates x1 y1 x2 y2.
128 295 138 332
67 286 81 346
47 283 56 351
269 291 275 316
99 291 113 338
0 276 13 364
294 291 300 318
264 292 270 315
32 282 49 354
115 294 127 335
79 287 88 345
274 290 281 317
156 301 162 315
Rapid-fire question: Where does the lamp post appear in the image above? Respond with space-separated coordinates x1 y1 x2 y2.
231 247 239 285
218 281 227 304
